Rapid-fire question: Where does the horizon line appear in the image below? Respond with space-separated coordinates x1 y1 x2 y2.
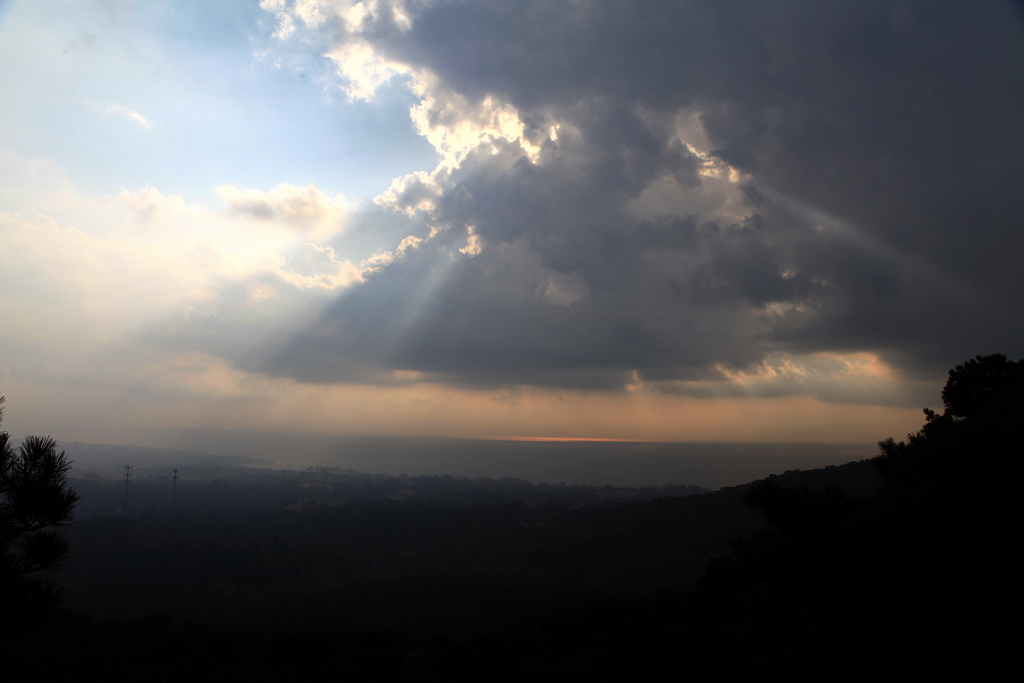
486 436 655 443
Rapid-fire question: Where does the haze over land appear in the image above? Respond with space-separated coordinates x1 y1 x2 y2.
57 436 875 489
1 1 1022 468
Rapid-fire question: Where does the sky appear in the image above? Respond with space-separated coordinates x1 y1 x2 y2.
1 0 1022 449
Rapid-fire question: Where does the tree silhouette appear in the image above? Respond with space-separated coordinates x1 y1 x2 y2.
0 396 80 618
694 354 1024 679
873 353 1021 491
939 353 1022 419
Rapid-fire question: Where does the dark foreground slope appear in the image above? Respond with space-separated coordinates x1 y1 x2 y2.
5 355 1017 681
5 462 874 681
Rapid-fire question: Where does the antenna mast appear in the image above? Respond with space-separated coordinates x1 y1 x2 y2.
172 467 178 518
123 464 132 517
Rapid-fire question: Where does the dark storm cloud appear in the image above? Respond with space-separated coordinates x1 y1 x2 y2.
262 0 1024 397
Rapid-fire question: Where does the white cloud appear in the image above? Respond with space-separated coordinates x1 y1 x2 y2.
361 233 424 271
294 0 328 28
374 169 445 216
272 12 296 40
269 0 421 36
459 225 482 256
280 242 364 289
371 83 552 218
408 84 545 168
117 186 201 225
325 39 412 100
84 102 152 130
0 150 366 406
651 352 931 407
216 182 347 237
263 0 542 172
0 211 200 370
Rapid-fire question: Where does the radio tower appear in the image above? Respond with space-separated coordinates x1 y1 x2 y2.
172 468 178 518
123 464 133 517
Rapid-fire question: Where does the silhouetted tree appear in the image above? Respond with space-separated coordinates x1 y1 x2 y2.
699 353 1024 679
939 353 1022 418
873 353 1021 491
0 396 80 618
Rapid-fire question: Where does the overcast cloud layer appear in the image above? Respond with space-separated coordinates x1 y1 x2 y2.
232 0 1024 397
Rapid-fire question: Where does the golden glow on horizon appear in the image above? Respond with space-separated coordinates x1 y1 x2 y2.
489 437 652 443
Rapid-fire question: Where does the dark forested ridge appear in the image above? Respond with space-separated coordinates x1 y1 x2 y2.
3 354 1018 681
